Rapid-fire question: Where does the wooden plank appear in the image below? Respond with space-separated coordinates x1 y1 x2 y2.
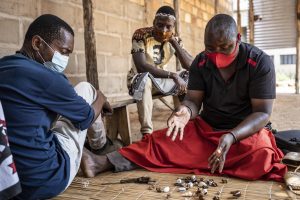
105 105 132 146
82 0 99 89
117 106 132 145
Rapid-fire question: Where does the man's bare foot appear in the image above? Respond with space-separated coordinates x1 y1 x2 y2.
80 147 113 178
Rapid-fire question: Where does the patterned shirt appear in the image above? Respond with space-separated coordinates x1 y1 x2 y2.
128 27 183 82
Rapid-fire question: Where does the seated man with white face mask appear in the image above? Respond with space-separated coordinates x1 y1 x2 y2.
0 14 121 200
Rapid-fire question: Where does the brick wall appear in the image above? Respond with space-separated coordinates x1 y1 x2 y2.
0 0 232 100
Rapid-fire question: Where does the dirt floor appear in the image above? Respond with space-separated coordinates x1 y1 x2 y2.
55 93 300 200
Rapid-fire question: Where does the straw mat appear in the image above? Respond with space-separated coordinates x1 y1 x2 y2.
53 169 294 200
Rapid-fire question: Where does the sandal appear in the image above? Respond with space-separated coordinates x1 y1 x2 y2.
282 152 300 168
284 165 300 195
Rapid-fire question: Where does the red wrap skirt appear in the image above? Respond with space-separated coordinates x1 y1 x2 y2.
119 117 287 182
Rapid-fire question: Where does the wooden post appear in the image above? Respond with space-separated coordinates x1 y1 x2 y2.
296 0 300 94
214 0 219 14
82 0 99 90
237 0 242 34
173 0 181 71
249 0 254 45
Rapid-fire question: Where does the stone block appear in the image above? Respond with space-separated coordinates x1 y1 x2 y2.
201 2 206 11
96 34 120 54
98 75 122 94
41 0 76 28
94 12 106 32
184 13 192 23
121 36 132 55
192 7 198 16
77 53 86 73
182 1 192 13
74 31 85 51
97 54 106 73
69 0 82 5
0 0 38 18
0 17 19 44
129 21 144 35
93 0 124 16
163 0 173 5
64 54 77 74
203 12 209 21
106 55 129 74
21 20 33 42
129 0 144 6
107 16 129 36
75 7 84 29
121 75 129 94
0 48 16 59
67 75 87 86
125 1 144 20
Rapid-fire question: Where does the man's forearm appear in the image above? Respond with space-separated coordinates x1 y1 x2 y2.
136 63 182 83
136 63 170 78
230 112 270 142
181 100 200 119
169 39 194 70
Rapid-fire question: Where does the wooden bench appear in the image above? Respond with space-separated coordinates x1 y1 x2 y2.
104 95 177 146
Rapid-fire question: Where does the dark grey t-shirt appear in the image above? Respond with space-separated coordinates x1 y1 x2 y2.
188 42 275 129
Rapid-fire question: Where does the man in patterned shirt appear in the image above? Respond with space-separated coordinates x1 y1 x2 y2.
128 6 194 136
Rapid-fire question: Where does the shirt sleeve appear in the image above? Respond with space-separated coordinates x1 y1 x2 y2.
131 29 146 54
38 74 94 130
187 54 205 91
249 54 276 99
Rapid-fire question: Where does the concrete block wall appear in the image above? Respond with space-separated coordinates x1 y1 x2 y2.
0 0 232 100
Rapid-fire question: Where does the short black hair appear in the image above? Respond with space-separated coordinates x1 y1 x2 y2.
24 14 74 44
205 14 237 41
156 6 175 17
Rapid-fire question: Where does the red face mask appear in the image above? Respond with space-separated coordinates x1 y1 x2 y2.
205 34 241 69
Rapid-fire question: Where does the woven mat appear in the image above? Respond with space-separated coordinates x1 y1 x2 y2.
53 169 295 200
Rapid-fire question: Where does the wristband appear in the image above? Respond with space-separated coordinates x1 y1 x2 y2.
184 105 192 118
167 71 171 78
229 131 238 143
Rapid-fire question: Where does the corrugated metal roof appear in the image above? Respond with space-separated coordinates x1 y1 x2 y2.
253 0 296 50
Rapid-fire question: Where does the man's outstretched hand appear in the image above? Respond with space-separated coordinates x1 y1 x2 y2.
166 105 191 141
208 133 235 174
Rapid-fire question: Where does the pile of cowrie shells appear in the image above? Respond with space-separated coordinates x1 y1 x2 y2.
149 175 242 199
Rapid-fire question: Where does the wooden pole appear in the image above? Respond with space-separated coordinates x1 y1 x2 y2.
82 0 99 90
173 0 181 71
296 0 300 94
249 0 254 45
214 0 219 14
237 0 242 34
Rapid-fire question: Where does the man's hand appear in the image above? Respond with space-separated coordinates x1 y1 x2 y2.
162 32 173 42
208 133 235 174
171 73 187 95
166 105 191 141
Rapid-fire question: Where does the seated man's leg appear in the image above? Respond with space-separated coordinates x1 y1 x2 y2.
80 150 138 178
52 82 103 187
87 113 107 151
137 77 153 135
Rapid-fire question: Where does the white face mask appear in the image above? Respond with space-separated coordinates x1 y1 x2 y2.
37 37 69 73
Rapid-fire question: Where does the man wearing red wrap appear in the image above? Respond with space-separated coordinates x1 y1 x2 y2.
81 14 287 181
